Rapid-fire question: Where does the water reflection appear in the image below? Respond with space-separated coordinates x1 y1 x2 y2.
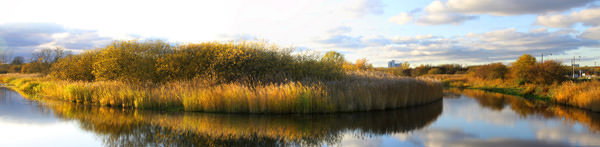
4 87 600 146
450 89 600 133
26 90 443 146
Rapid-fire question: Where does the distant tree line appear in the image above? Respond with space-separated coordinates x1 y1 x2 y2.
379 54 569 85
375 63 467 77
0 48 69 74
467 54 569 85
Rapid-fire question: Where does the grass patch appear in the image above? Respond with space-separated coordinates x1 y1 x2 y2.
1 72 443 113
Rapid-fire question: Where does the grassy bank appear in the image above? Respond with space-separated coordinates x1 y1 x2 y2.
0 40 443 113
1 72 442 113
431 74 600 112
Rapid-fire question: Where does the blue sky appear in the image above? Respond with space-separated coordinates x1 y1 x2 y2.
1 0 599 67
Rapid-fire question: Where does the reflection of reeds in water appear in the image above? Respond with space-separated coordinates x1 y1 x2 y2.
452 88 600 134
36 97 442 146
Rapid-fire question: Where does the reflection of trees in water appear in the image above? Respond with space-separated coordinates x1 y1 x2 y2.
450 88 600 133
38 99 442 146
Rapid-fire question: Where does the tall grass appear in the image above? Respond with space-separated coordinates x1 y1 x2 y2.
553 81 600 112
0 72 443 113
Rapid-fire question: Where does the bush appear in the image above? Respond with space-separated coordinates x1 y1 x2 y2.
469 63 508 80
50 51 97 81
529 60 568 84
50 40 345 83
427 68 442 75
21 62 50 74
92 40 170 82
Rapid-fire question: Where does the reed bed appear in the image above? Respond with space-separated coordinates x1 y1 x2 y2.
1 72 442 113
553 81 600 112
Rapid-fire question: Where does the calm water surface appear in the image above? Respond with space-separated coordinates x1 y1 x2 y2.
1 87 600 146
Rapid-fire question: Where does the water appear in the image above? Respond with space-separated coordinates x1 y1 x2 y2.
1 87 599 146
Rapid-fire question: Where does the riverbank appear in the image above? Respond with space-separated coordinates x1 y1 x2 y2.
429 74 600 112
0 73 443 113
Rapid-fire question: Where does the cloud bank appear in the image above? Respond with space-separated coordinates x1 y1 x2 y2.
392 0 597 25
0 23 115 56
314 27 599 64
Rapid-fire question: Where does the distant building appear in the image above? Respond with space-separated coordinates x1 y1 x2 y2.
388 60 401 68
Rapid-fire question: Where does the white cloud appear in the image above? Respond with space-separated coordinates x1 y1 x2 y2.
327 26 353 34
389 13 413 25
391 0 596 26
415 13 478 25
347 0 385 17
445 0 594 16
581 26 600 40
315 27 598 65
406 1 479 25
536 7 600 28
0 23 118 57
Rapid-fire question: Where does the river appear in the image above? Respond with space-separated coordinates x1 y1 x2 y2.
1 87 599 146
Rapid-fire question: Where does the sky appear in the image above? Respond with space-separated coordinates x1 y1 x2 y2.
1 0 600 67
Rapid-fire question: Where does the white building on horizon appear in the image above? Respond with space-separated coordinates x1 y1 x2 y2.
388 60 401 68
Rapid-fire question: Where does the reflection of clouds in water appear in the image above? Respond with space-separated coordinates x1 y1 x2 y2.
392 128 474 147
391 128 568 147
532 122 600 146
337 133 383 147
443 96 520 126
0 88 58 125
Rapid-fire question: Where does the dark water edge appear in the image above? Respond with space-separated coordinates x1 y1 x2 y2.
1 87 600 146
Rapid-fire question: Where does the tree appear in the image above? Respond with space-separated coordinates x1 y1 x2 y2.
321 51 345 65
512 54 536 83
401 62 410 69
411 64 432 76
470 63 508 80
32 48 67 63
428 68 442 74
10 56 24 65
530 60 568 84
355 58 372 70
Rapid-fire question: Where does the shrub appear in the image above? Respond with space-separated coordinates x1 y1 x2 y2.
427 68 442 75
469 63 508 80
92 40 170 82
50 40 345 83
529 60 568 84
50 51 97 81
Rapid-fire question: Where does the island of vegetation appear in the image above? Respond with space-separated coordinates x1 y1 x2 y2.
0 40 443 113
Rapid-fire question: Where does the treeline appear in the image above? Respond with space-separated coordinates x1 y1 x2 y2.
468 54 569 85
375 64 467 77
0 48 68 74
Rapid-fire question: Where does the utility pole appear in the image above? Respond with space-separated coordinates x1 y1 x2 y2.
579 56 582 78
541 53 552 63
572 56 577 79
